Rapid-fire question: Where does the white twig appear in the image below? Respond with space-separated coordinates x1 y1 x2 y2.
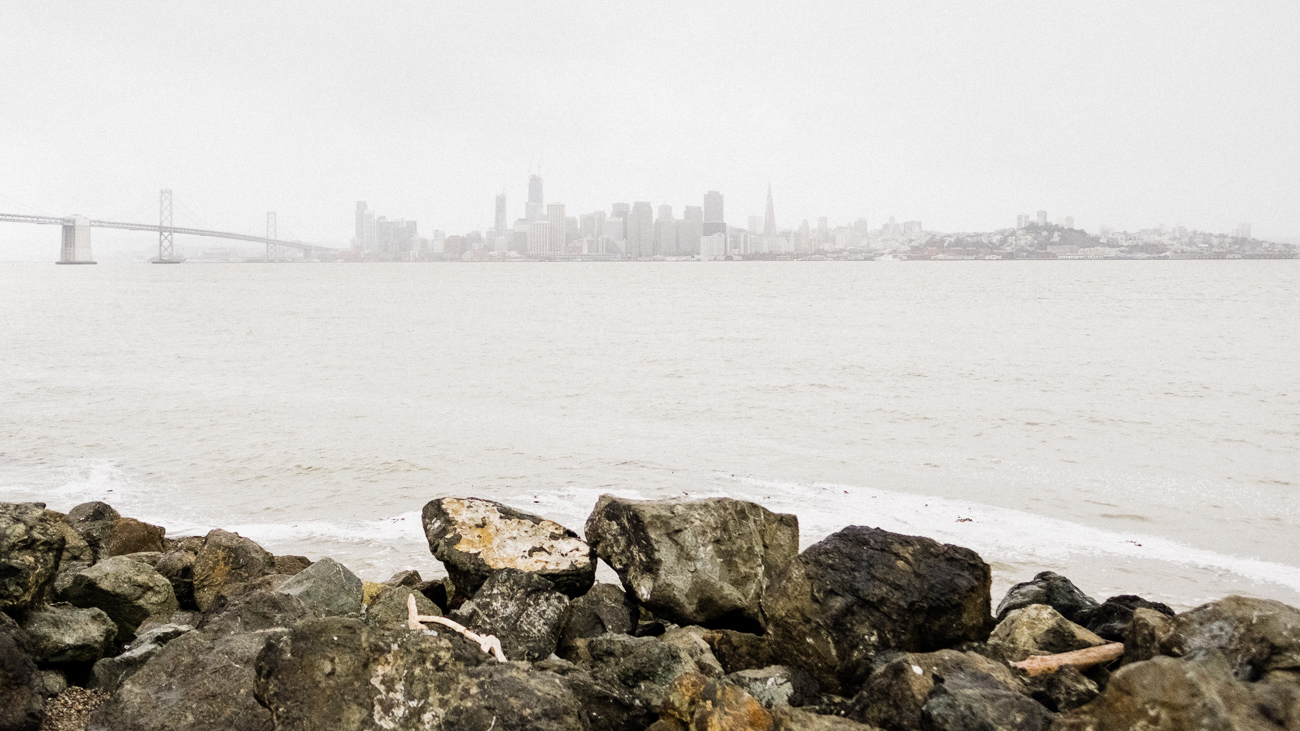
406 593 507 662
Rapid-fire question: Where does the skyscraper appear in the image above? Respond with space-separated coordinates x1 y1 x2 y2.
527 175 544 221
1037 210 1048 226
763 185 777 240
655 204 677 256
547 203 566 253
355 201 367 242
494 194 507 235
680 205 703 256
628 202 654 258
703 191 725 236
528 220 550 254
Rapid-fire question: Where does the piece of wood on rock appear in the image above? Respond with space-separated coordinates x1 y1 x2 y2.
584 495 799 632
761 525 994 695
450 568 569 662
422 496 595 600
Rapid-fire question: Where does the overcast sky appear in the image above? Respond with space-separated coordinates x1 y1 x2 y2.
2 1 1297 256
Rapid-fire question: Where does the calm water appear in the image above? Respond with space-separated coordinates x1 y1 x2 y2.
2 260 1297 610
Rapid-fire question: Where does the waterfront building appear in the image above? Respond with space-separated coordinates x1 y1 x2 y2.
628 202 654 258
655 204 678 256
700 233 726 260
611 203 630 239
528 220 550 254
680 205 703 256
527 175 544 221
703 191 725 236
495 194 507 234
547 203 566 253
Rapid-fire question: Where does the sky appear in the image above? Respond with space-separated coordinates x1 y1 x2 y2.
1 1 1298 257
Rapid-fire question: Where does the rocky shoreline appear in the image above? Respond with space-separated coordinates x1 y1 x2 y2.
2 496 1298 730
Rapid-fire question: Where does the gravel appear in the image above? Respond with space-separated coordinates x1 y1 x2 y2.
40 687 109 731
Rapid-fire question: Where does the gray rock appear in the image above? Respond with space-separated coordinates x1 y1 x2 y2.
660 625 725 677
988 604 1107 662
87 627 282 731
727 664 820 708
1161 595 1300 681
585 495 799 631
422 496 596 599
57 555 178 641
1075 594 1175 642
921 683 1055 731
1024 664 1098 712
196 588 312 636
381 569 422 587
0 612 45 731
585 633 698 708
66 501 121 561
558 582 638 659
89 622 192 693
37 669 67 698
191 529 274 611
103 517 167 557
534 656 657 731
995 571 1097 624
363 584 441 628
452 568 570 662
154 535 204 610
430 664 589 731
275 556 363 618
20 602 117 664
0 502 66 613
53 520 94 569
762 525 994 694
845 649 1025 731
1122 606 1179 665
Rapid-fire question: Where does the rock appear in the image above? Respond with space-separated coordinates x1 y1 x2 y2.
704 629 778 674
535 656 658 731
728 664 820 708
0 613 45 731
452 568 570 662
762 525 993 694
422 496 596 599
191 529 274 611
66 501 121 561
769 706 882 730
53 520 94 568
1052 652 1283 730
120 551 163 567
86 627 283 731
1075 594 1175 642
274 557 363 617
429 663 589 731
995 571 1097 624
0 502 66 612
38 669 67 698
382 569 422 587
1161 595 1300 681
196 589 311 636
57 555 179 641
272 555 311 576
1024 664 1098 712
363 584 441 628
690 678 773 730
661 625 726 678
587 633 699 708
921 682 1055 731
987 604 1107 662
585 495 799 631
559 582 639 658
418 578 450 613
1122 607 1178 665
88 623 192 693
845 649 1025 731
216 573 292 606
103 517 167 557
19 603 117 664
155 535 204 610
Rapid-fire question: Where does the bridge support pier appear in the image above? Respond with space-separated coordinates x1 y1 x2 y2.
56 216 96 264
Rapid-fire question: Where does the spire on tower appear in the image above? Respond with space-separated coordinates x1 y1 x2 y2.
763 184 777 239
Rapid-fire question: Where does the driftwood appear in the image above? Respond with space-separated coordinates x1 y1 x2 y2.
405 593 507 662
1011 642 1124 676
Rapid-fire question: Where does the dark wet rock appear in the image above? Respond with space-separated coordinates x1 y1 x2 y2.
154 535 204 610
88 623 192 693
1160 595 1300 681
728 664 820 708
845 649 1025 731
769 705 882 730
53 520 94 569
921 682 1054 731
1052 652 1283 730
987 604 1106 662
585 495 799 631
364 584 441 628
66 502 120 562
704 629 778 674
215 572 292 606
427 662 589 731
558 582 638 658
191 529 274 612
0 502 66 613
417 578 449 613
57 555 178 641
196 588 311 636
535 656 657 731
452 568 570 662
423 496 596 600
103 517 166 557
661 625 725 677
1122 606 1179 665
1075 594 1175 642
19 603 117 664
86 627 283 731
762 525 994 694
587 633 699 708
1023 663 1098 712
382 568 422 587
271 554 311 576
995 571 1097 624
0 612 45 731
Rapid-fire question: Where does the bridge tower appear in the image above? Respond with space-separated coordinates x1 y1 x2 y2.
154 189 179 263
56 215 95 264
266 212 277 260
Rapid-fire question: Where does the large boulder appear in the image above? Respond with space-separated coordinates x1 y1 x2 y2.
1159 595 1300 682
586 633 700 708
191 529 274 611
57 555 178 641
995 571 1097 624
453 568 571 662
422 496 595 599
535 656 657 731
0 613 45 731
585 495 799 631
196 589 312 636
20 603 117 664
761 525 993 694
275 556 363 617
87 627 282 731
103 517 167 557
558 582 639 658
88 622 192 693
845 649 1026 731
66 501 121 561
154 535 205 610
0 502 66 612
988 604 1107 662
921 681 1054 731
1074 594 1174 642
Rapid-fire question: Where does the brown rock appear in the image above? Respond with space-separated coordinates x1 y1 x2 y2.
103 518 166 557
190 529 274 611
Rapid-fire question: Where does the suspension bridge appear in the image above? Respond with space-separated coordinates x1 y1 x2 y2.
0 190 338 263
